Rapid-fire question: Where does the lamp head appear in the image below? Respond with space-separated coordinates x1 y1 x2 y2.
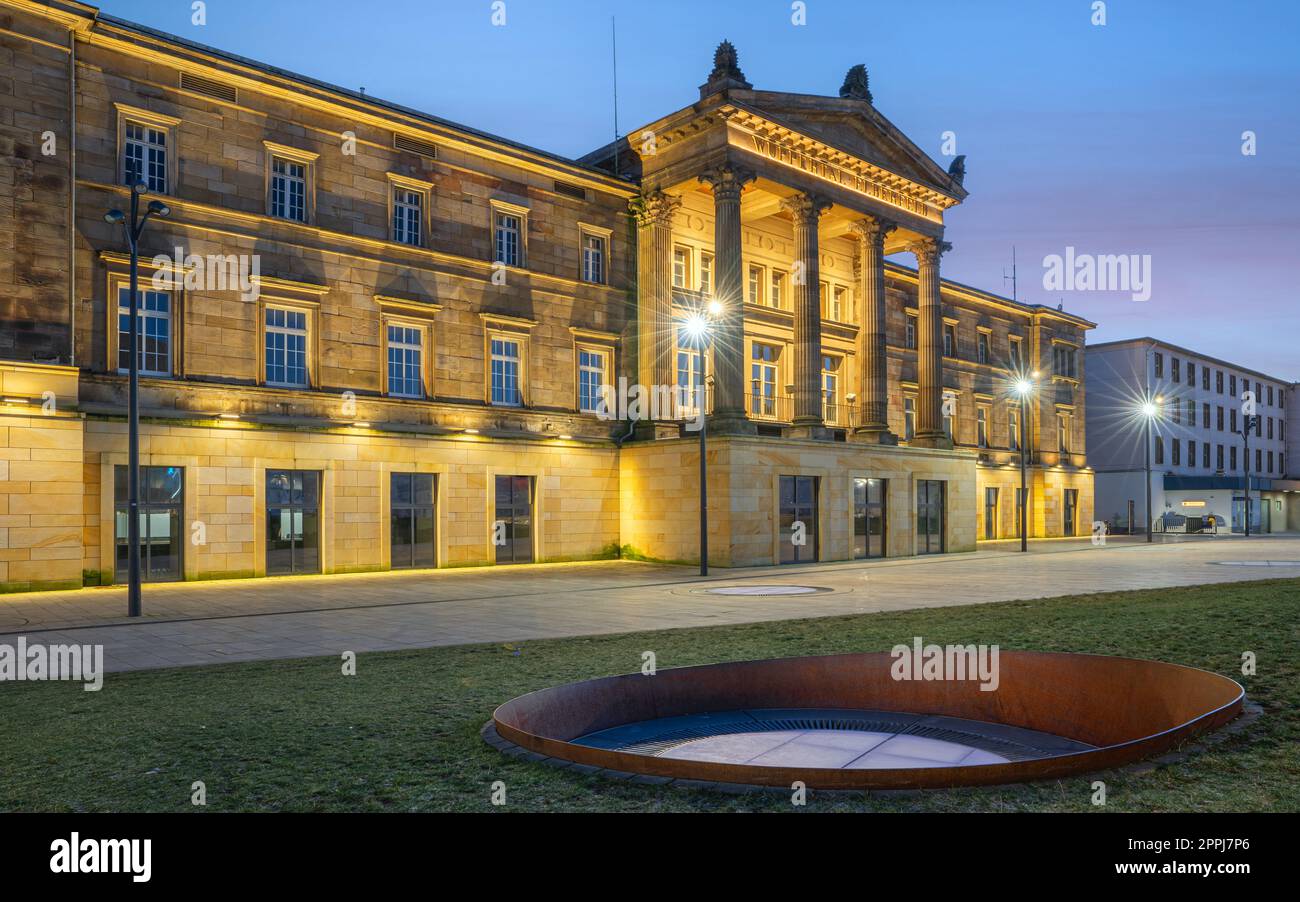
683 314 710 342
104 209 126 225
1014 378 1033 397
1141 401 1159 418
147 200 170 217
707 299 723 317
131 180 149 195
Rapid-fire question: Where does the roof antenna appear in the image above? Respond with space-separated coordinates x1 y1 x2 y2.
1002 245 1018 303
611 16 621 177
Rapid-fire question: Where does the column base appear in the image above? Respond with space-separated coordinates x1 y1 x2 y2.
788 420 831 441
708 412 757 436
632 420 685 441
851 426 898 446
910 431 954 450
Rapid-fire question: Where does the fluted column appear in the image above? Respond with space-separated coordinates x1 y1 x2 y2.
910 236 951 448
783 193 832 435
630 189 681 399
699 165 754 427
851 215 896 442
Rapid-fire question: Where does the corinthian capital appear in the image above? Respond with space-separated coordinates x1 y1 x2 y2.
850 215 897 248
908 236 951 266
780 192 832 224
698 164 756 202
629 188 681 227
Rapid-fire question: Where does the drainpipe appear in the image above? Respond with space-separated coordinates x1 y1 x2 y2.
67 27 77 366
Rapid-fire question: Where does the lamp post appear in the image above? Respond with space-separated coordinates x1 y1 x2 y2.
1013 374 1037 553
684 304 719 577
1140 396 1163 544
105 183 170 617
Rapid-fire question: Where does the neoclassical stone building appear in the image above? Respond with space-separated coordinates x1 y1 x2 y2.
0 1 1093 592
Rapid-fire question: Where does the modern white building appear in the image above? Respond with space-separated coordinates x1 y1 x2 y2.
1086 338 1297 534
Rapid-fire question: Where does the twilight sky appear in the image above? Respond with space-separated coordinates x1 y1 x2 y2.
99 0 1300 378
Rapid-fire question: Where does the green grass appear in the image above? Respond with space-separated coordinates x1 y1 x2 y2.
1 578 1296 812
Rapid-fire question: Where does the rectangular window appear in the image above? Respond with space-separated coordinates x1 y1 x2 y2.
494 212 523 267
1231 409 1238 433
490 337 523 407
1216 370 1223 393
1154 353 1163 378
123 121 168 193
266 469 320 575
1009 405 1021 452
1172 440 1181 466
265 307 309 387
977 406 990 448
916 480 946 554
1172 402 1181 426
822 355 840 424
1188 440 1196 468
578 347 608 414
391 473 436 569
392 186 423 246
750 343 779 419
1230 446 1237 471
1202 367 1209 390
904 397 916 442
943 395 955 440
905 314 918 350
1171 358 1180 382
943 324 956 357
830 285 848 322
699 253 713 294
769 270 785 309
853 477 887 560
1054 345 1078 378
1203 442 1210 469
1202 402 1210 430
581 233 606 284
1229 374 1237 397
494 475 534 564
984 486 999 540
1009 337 1022 371
672 247 690 289
676 330 704 419
1057 412 1071 453
1063 489 1079 537
117 286 172 376
977 332 990 364
1217 445 1224 471
270 157 307 222
1186 399 1195 425
748 265 764 305
386 324 424 398
779 475 818 564
1187 362 1195 386
1217 406 1225 431
1155 436 1164 465
114 465 183 583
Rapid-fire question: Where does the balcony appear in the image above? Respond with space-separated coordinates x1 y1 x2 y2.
744 393 861 428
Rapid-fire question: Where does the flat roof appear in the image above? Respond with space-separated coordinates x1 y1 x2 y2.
1086 337 1294 387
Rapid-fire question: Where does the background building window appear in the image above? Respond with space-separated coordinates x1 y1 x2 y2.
265 307 309 387
117 286 172 376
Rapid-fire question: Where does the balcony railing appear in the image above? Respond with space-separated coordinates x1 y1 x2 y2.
744 394 862 428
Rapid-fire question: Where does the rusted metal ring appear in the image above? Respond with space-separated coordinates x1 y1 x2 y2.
491 651 1244 789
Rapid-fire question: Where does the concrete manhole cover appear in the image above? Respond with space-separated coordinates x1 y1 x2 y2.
1213 561 1300 567
699 585 827 596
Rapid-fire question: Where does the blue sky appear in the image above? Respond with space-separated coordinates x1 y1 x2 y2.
98 0 1300 377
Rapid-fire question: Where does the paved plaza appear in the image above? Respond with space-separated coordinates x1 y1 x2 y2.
1 535 1297 674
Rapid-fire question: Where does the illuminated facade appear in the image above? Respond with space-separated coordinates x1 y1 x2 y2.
0 1 1093 592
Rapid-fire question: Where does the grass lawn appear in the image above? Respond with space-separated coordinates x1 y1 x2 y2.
1 578 1296 813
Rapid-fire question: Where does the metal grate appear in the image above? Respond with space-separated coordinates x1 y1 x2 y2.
394 133 438 159
553 180 587 200
180 72 237 104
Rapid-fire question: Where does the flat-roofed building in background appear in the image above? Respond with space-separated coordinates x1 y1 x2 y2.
0 0 1093 593
1086 338 1296 534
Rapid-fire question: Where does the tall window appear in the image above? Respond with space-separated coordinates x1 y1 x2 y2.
1155 436 1164 465
1202 402 1211 429
748 265 764 305
1187 362 1195 385
676 332 703 417
830 285 848 321
581 233 606 284
265 308 309 387
1053 345 1077 378
1060 413 1072 452
578 348 607 414
494 212 522 267
821 355 839 423
490 337 522 406
1171 358 1180 382
1009 337 1022 371
1009 405 1021 452
123 121 167 193
1217 445 1224 471
1188 440 1196 468
977 332 990 364
386 324 423 398
1216 370 1224 393
672 247 690 289
266 470 320 575
392 186 422 246
270 157 307 222
977 406 990 448
905 314 918 350
769 270 785 309
1154 352 1164 378
750 344 778 419
391 473 436 570
904 397 916 441
943 324 956 357
943 395 955 440
699 253 713 294
117 286 172 376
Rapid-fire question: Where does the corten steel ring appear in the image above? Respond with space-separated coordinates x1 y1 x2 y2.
491 651 1244 789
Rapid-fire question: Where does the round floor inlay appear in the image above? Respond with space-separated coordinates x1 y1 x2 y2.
701 585 823 596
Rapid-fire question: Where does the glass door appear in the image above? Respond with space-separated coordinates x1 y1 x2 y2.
1064 489 1079 537
779 475 818 564
853 477 886 559
916 480 946 555
114 465 183 583
266 470 320 574
391 473 436 569
984 486 999 540
494 475 534 564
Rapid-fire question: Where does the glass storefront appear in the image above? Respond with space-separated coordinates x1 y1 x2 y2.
916 479 946 554
391 473 436 569
853 477 886 559
114 465 183 583
494 475 534 564
779 475 818 564
266 469 320 574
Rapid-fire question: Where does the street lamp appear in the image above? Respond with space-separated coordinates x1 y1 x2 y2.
1238 415 1258 537
1012 373 1037 553
1140 396 1163 544
683 304 718 577
105 182 170 617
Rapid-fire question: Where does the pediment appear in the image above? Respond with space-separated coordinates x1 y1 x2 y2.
742 91 962 197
